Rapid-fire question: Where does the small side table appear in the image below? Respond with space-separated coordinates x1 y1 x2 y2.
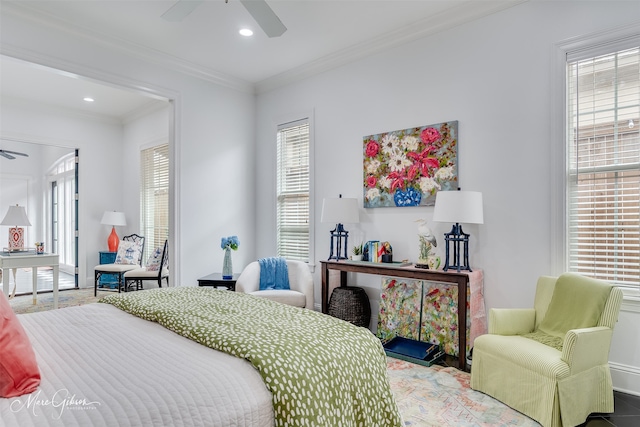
98 251 118 289
198 273 239 291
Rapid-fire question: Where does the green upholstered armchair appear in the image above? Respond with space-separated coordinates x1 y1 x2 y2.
470 273 623 427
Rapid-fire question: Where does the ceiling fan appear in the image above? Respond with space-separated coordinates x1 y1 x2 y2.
0 149 29 160
162 0 287 38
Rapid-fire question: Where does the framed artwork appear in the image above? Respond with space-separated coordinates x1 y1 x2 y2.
363 120 458 208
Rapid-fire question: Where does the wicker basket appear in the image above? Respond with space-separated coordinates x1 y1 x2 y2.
328 286 371 328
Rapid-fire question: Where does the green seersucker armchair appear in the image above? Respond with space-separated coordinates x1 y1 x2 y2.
470 273 623 427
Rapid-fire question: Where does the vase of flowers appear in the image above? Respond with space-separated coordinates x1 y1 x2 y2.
221 236 239 279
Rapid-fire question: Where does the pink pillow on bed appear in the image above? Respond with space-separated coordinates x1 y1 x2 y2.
0 292 41 397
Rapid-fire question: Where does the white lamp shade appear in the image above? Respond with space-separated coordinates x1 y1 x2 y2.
321 198 359 224
0 205 31 226
432 191 484 224
101 211 127 227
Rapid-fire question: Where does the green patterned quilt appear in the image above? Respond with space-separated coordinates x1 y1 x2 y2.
100 287 402 427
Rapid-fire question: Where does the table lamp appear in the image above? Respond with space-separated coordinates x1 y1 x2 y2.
432 190 483 272
1 205 32 251
321 195 359 261
101 211 127 252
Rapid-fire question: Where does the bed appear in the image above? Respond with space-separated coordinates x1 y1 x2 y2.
1 287 402 426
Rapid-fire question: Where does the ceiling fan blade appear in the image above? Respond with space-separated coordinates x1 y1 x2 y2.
162 0 204 22
0 152 16 160
239 0 287 38
3 150 28 157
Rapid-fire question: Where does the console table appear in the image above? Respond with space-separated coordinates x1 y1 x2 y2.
320 260 486 371
1 252 59 309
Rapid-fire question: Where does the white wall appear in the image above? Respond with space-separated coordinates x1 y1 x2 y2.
0 8 257 288
255 1 640 394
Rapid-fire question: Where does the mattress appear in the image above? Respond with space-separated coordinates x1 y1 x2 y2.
0 303 274 426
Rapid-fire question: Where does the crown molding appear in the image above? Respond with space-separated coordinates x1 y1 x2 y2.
121 100 170 125
1 3 254 94
1 95 123 126
255 0 527 94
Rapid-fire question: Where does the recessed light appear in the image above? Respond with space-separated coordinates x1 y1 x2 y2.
83 97 94 102
239 28 253 37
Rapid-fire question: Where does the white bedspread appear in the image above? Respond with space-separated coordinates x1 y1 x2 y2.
0 303 274 427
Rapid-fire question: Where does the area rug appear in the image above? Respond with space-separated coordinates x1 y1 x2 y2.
387 358 541 426
9 288 101 314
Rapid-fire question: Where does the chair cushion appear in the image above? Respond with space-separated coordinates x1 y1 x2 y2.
146 247 163 271
115 240 143 265
124 267 168 279
95 264 139 273
0 292 40 397
249 290 306 308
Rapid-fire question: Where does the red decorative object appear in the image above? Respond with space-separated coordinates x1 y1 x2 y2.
107 227 120 252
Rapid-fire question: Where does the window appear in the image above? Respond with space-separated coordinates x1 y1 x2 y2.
140 144 169 262
277 119 311 262
567 46 639 290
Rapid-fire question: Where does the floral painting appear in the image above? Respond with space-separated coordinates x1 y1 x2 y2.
377 279 422 342
363 121 458 208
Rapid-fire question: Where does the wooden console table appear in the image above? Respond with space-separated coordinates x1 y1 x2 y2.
320 260 477 371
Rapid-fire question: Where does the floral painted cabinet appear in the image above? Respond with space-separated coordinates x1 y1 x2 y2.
377 270 486 357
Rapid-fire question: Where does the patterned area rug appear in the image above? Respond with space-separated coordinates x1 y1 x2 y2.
387 358 541 426
9 288 101 314
9 289 540 426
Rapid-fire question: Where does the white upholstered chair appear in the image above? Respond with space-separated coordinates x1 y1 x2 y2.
235 259 314 309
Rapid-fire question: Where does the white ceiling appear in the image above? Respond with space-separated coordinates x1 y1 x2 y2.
0 0 522 120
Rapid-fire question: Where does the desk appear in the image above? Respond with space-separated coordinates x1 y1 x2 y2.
197 273 239 291
320 260 484 371
1 252 59 309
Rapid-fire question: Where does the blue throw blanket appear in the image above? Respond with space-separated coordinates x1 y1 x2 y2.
259 257 290 290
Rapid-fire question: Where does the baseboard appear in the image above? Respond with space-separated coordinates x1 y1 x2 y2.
610 361 640 396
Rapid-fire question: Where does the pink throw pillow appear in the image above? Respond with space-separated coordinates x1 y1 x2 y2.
0 292 41 397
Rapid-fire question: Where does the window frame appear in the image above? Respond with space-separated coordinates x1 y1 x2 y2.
275 112 315 267
140 142 170 263
553 24 640 306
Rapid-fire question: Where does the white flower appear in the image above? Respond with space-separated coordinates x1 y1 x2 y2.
365 159 381 174
401 135 420 151
366 187 380 201
388 153 412 172
381 134 401 156
435 166 454 181
419 177 441 194
378 176 392 190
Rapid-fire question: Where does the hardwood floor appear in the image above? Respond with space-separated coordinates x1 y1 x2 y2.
581 391 640 427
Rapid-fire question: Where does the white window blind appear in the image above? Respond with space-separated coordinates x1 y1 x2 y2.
140 144 169 262
277 119 310 262
567 46 640 289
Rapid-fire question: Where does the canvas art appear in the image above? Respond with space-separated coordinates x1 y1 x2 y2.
363 121 458 208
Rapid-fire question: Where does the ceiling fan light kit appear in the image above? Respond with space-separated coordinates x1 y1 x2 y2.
162 0 286 38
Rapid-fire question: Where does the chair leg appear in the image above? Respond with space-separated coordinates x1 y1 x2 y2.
94 271 100 297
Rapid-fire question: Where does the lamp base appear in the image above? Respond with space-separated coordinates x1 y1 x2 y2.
107 226 120 252
442 223 472 272
8 227 24 251
328 223 349 261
